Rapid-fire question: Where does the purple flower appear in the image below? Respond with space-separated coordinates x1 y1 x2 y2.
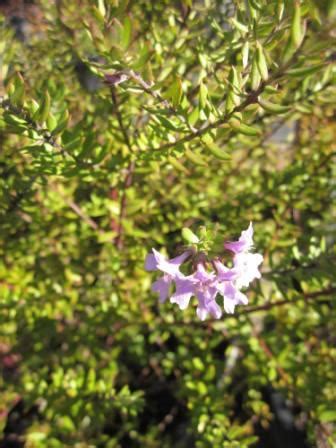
233 252 263 288
145 249 190 276
193 265 222 320
145 249 190 303
212 260 248 314
170 275 195 310
216 281 248 314
171 264 222 320
224 222 254 254
151 275 171 303
224 223 263 288
196 286 222 321
145 222 263 321
212 259 237 281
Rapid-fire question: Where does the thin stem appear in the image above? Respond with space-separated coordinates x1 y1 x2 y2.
112 286 335 330
147 39 312 153
110 88 135 250
0 97 76 163
51 183 102 233
127 70 196 133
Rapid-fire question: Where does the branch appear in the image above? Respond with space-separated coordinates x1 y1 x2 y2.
0 97 73 161
51 183 102 233
127 70 196 133
110 88 135 250
147 39 313 153
113 286 336 330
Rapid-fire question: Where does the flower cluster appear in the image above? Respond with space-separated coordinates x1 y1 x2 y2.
145 223 263 320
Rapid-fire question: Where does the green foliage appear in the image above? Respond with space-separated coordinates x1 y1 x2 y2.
0 0 335 446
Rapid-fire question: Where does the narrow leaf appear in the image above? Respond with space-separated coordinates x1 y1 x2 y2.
259 98 290 114
185 148 207 166
256 42 268 81
182 228 199 244
291 1 302 48
168 156 190 174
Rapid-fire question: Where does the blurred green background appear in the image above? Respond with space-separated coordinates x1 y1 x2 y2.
0 0 335 446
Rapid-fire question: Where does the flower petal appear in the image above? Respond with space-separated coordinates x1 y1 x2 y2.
234 252 263 288
196 306 208 321
196 287 222 320
213 259 237 281
170 276 194 310
224 222 254 254
152 275 171 303
145 253 158 271
206 300 222 319
152 249 189 277
194 263 215 282
219 281 249 314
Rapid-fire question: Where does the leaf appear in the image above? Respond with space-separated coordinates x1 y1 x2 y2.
78 134 96 160
47 113 58 132
199 82 208 109
94 146 108 163
319 409 336 423
64 136 82 152
166 76 183 108
264 85 278 94
97 0 106 17
121 16 132 49
154 115 181 131
185 148 207 166
258 98 290 114
34 91 51 124
291 1 302 49
229 118 261 136
9 72 25 105
98 231 116 243
242 42 249 68
283 2 305 62
229 66 241 94
51 110 69 135
168 156 189 174
286 64 324 77
226 67 240 113
92 6 105 24
198 53 207 68
201 135 230 160
3 113 27 127
277 1 285 21
256 42 268 81
182 228 199 244
28 99 40 115
231 17 248 34
248 0 262 11
188 107 199 126
131 44 151 70
251 54 261 90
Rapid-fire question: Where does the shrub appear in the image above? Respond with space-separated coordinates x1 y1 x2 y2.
0 1 335 446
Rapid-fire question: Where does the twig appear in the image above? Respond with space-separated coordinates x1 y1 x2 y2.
110 87 135 250
110 87 133 152
127 70 170 108
150 85 264 152
146 39 313 153
112 286 336 330
126 70 197 133
0 96 73 162
241 286 335 314
51 183 102 232
115 161 135 250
